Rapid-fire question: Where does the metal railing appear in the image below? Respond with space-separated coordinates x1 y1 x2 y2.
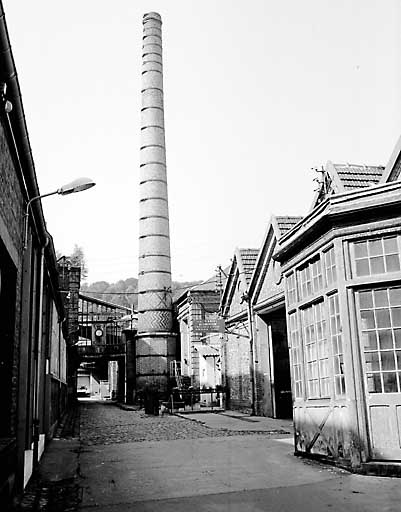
166 387 225 413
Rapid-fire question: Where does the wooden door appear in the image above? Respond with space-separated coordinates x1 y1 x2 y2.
356 286 401 460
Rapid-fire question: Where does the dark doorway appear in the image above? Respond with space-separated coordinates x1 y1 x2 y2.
260 310 292 419
270 315 292 419
0 241 17 437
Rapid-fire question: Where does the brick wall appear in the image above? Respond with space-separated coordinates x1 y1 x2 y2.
0 117 24 437
58 263 81 345
223 323 252 413
0 118 24 252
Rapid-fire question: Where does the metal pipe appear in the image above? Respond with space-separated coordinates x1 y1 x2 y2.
33 236 49 469
0 2 48 246
245 293 257 416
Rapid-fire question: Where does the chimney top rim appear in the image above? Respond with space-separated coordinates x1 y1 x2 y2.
143 12 162 23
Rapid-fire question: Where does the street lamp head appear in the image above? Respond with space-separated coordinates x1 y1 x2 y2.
57 177 96 196
23 177 96 250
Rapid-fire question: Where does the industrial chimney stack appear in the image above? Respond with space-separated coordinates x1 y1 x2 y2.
136 12 175 392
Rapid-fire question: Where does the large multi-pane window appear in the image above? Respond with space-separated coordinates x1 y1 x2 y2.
302 302 329 398
288 312 303 398
299 257 323 300
358 286 401 393
324 247 336 287
328 294 345 396
352 236 400 277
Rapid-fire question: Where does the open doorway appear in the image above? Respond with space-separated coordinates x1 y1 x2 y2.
259 310 292 419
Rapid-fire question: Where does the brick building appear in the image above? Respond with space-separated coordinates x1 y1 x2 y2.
0 3 72 503
220 248 259 413
175 274 224 388
220 218 301 417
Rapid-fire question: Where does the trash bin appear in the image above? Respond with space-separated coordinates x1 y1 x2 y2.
144 387 159 415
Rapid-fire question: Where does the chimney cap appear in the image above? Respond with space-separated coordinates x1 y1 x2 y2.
143 12 162 23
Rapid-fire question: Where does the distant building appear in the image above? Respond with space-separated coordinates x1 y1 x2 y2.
76 294 135 402
174 272 226 388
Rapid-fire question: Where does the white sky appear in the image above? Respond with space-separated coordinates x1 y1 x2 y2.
4 0 401 283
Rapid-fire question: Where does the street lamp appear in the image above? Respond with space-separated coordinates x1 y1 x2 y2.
23 177 96 250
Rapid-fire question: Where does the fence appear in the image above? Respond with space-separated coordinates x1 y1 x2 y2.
166 388 225 413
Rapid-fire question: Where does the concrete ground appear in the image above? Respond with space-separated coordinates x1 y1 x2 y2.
18 400 401 511
177 410 293 433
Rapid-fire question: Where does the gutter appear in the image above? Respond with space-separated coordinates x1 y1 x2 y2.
0 2 62 309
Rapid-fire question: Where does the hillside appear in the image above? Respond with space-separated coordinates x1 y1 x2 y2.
80 278 201 310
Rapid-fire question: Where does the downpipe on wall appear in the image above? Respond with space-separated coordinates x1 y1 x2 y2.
243 292 257 416
33 237 49 471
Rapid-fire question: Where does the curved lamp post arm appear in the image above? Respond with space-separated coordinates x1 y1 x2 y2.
23 190 58 250
23 177 96 251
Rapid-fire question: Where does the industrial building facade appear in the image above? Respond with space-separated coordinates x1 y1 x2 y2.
220 154 401 471
276 157 401 468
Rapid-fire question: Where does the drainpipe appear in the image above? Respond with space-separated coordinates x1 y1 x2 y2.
0 3 48 245
243 292 257 416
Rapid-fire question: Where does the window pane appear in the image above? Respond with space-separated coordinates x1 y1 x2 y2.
365 352 380 371
381 352 396 371
360 291 373 309
385 255 400 272
361 310 375 329
362 331 378 350
394 329 401 348
383 372 398 393
367 373 382 393
389 288 401 306
396 351 401 370
356 259 370 276
383 237 398 253
370 257 385 274
374 289 388 307
391 307 401 328
375 309 391 328
378 330 393 350
369 239 383 256
355 241 368 258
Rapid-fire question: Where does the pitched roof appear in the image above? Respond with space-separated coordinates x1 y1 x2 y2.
275 216 303 236
381 134 401 183
196 345 220 357
237 248 259 285
333 163 384 190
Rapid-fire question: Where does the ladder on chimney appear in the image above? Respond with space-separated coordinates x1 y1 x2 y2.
170 361 182 389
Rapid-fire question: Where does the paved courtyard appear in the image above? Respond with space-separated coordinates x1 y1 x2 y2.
18 399 401 511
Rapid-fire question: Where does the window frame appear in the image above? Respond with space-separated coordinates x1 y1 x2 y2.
350 235 401 279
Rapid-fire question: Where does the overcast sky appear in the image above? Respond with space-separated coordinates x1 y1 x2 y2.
4 0 401 283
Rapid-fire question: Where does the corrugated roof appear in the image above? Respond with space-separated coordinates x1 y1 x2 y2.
275 216 303 236
238 248 259 284
333 164 384 190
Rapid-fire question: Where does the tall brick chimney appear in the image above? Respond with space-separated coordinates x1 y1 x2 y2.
136 12 175 392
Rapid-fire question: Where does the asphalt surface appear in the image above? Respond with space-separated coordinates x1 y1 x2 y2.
18 399 401 511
